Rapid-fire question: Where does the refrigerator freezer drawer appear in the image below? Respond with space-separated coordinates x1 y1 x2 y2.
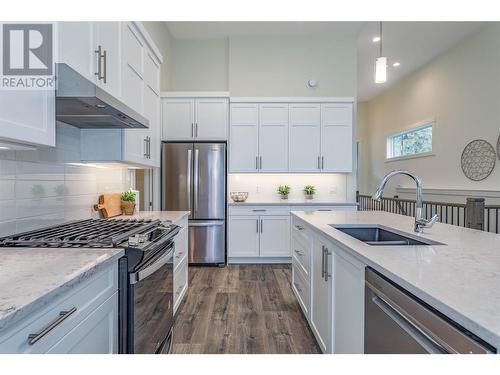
188 221 225 264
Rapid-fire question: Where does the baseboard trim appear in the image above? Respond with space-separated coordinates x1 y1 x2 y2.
228 257 292 264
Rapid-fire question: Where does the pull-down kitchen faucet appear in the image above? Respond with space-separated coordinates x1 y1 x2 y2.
372 170 439 233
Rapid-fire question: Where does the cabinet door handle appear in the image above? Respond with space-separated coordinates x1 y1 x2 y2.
317 156 321 170
260 219 263 233
148 137 151 159
259 156 262 170
321 156 324 170
195 123 198 137
144 137 148 158
191 123 194 137
102 48 107 84
94 45 104 81
321 245 325 278
28 307 77 345
324 248 332 281
256 219 259 233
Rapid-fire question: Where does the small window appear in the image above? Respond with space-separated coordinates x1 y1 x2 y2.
386 122 433 160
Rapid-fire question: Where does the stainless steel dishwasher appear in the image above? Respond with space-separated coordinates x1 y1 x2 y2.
364 268 495 354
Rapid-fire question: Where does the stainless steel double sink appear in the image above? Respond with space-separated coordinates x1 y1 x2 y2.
329 225 444 246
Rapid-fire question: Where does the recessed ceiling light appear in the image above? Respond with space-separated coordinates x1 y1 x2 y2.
393 62 401 67
372 36 381 43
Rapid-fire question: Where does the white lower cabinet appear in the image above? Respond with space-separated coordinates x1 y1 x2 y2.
291 216 365 354
259 216 290 257
310 234 333 353
228 206 291 261
47 293 118 354
0 261 119 354
228 216 260 257
173 224 189 314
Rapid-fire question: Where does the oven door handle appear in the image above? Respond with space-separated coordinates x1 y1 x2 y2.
129 248 173 285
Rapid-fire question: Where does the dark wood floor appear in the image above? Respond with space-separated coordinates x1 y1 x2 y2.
171 264 321 354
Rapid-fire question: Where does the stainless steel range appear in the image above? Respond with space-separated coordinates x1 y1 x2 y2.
0 218 180 354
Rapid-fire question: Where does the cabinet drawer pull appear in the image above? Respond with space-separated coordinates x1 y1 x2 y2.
175 251 184 259
295 225 304 231
252 209 267 212
294 282 302 293
28 307 77 345
317 209 332 211
294 249 303 256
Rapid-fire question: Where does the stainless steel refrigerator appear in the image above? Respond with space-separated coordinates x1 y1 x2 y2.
161 142 226 265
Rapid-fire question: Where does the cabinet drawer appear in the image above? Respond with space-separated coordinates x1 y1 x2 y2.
292 232 311 277
173 257 188 313
46 292 118 354
228 205 290 216
292 217 312 242
292 260 310 317
174 227 188 272
0 262 118 353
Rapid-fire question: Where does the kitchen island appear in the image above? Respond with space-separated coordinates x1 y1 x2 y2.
291 210 500 353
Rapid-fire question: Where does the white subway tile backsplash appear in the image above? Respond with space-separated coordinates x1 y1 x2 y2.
0 160 16 179
16 197 65 219
0 200 16 222
65 179 98 196
0 180 15 200
0 220 16 237
16 161 64 180
15 180 65 199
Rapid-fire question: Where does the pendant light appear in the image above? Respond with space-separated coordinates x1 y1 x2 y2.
375 21 387 84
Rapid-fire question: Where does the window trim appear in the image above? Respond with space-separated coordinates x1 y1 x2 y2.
385 119 435 162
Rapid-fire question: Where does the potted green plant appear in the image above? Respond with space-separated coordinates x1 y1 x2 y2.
277 185 291 200
121 190 136 215
303 185 316 200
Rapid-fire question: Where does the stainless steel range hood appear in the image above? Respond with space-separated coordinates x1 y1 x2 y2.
55 63 149 129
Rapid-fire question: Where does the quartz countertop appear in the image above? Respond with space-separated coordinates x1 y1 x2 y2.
228 200 358 207
291 210 500 349
116 210 190 224
0 248 124 332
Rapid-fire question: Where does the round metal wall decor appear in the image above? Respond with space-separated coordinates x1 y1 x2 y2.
497 134 500 160
461 139 496 181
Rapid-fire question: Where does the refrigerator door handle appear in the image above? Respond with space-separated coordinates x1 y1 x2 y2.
193 148 200 215
187 149 192 213
189 221 224 227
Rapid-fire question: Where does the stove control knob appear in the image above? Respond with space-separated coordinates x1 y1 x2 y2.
128 235 139 246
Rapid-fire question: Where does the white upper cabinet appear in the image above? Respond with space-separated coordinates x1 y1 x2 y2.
289 104 321 172
93 22 122 99
259 104 289 172
321 103 353 172
229 103 259 172
195 98 228 140
162 99 195 140
229 99 353 173
57 22 94 80
121 23 144 115
161 96 228 141
0 90 55 147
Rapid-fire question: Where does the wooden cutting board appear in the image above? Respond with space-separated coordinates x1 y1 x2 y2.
93 193 122 218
